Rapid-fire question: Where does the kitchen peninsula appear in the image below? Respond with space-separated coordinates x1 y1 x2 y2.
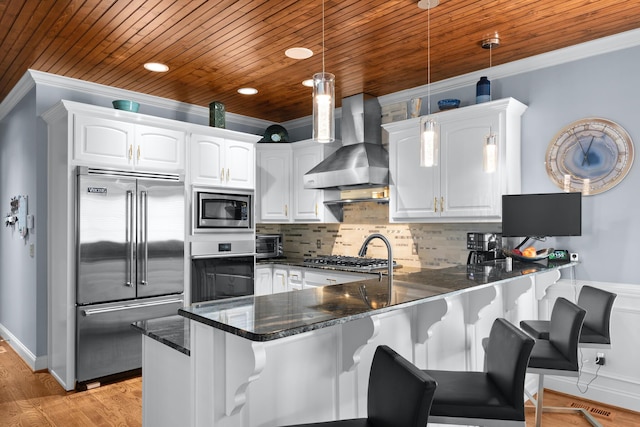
142 260 576 427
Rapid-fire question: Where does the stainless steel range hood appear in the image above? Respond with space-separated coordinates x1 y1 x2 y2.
304 93 388 190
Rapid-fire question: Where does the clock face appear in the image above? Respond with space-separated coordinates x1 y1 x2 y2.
545 118 634 195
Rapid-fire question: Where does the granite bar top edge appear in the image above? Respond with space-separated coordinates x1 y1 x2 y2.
131 315 190 356
181 260 577 343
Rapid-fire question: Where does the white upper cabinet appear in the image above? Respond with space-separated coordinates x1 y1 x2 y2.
257 140 339 223
189 133 255 189
74 113 185 173
257 144 292 221
385 98 527 222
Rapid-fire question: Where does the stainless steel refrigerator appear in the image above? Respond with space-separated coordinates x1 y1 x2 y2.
76 167 184 384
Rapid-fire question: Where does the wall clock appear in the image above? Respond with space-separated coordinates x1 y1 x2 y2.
545 117 634 195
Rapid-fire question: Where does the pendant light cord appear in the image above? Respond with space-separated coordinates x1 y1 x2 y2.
322 0 325 74
427 4 431 116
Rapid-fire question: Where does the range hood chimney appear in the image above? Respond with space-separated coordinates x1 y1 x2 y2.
304 93 388 190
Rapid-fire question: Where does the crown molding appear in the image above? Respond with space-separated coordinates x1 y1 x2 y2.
1 69 273 129
377 27 640 107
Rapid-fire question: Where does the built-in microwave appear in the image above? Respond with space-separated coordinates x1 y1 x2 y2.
193 189 253 232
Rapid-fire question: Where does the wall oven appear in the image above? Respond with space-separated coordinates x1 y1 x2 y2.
193 189 252 232
191 240 255 303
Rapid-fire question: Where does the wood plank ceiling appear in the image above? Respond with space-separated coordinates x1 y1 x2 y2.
1 0 639 123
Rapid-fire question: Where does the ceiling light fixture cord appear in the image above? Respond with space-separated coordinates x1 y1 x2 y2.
322 0 325 74
427 3 431 115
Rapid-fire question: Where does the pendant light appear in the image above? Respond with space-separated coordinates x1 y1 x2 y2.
312 0 335 143
481 33 500 173
418 0 439 167
483 130 497 173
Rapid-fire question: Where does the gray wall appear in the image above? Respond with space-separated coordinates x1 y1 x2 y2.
502 46 639 283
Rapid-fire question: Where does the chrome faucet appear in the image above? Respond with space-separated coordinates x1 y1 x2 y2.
358 233 393 296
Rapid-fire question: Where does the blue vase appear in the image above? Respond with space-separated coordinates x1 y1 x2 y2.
476 76 491 104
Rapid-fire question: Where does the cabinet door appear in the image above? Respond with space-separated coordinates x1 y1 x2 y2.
440 112 500 218
258 148 291 222
225 141 255 189
389 124 439 221
190 134 225 186
272 269 288 294
74 115 134 167
255 266 273 295
288 269 303 291
135 125 185 172
292 145 323 221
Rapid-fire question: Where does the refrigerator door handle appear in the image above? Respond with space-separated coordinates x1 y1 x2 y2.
126 190 135 287
140 191 148 286
80 298 184 316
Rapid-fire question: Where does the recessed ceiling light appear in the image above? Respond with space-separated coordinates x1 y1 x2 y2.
302 79 314 87
144 62 169 72
285 47 313 59
238 87 258 95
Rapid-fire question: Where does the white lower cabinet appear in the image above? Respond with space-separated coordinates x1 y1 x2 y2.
272 268 289 294
303 269 376 288
384 98 527 222
257 265 374 294
255 266 273 296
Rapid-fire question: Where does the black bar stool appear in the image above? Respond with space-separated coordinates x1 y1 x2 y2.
524 297 601 427
279 345 437 427
520 285 616 348
422 318 535 426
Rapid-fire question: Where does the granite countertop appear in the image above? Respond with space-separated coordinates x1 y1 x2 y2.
179 259 576 342
131 315 190 355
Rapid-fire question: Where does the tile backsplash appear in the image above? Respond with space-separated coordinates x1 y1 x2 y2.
257 202 501 268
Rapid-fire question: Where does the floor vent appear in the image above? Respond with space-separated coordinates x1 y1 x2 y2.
569 401 615 419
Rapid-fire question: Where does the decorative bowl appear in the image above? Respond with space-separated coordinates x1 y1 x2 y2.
260 124 289 143
503 248 553 262
437 98 460 110
112 100 140 112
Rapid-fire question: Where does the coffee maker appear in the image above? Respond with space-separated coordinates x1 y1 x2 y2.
467 232 503 264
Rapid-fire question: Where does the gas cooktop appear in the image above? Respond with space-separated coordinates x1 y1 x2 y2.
303 255 398 273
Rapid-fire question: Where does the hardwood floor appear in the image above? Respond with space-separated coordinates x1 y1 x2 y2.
0 339 141 426
1 338 638 426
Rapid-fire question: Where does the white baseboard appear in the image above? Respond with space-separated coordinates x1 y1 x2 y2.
0 322 48 371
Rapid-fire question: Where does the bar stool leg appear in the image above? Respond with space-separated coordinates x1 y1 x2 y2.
536 374 544 427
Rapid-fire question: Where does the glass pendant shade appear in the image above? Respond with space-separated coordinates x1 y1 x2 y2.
483 133 498 173
420 117 439 167
312 72 335 143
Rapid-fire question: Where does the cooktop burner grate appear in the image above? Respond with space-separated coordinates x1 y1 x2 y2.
303 255 397 272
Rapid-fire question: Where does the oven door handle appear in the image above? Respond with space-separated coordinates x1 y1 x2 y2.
191 253 255 259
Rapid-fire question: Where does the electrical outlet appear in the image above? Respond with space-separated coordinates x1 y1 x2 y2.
316 239 321 249
412 243 419 255
570 252 579 261
596 352 606 365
